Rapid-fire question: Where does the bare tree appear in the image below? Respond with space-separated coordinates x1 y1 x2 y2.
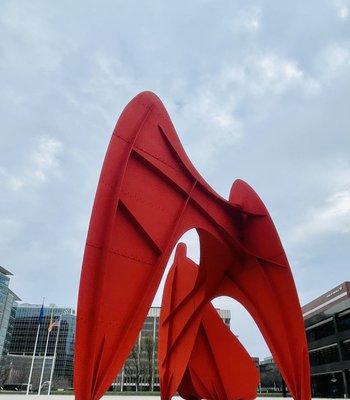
122 332 157 393
260 365 282 391
141 335 155 390
124 345 144 391
0 356 12 386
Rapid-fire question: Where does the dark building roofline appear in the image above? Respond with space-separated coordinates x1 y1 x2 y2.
0 265 13 276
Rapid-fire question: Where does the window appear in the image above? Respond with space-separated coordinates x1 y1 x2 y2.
309 344 339 366
337 309 350 332
306 319 335 342
342 340 350 360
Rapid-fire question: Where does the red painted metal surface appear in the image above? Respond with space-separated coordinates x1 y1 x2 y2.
74 91 310 400
159 243 259 400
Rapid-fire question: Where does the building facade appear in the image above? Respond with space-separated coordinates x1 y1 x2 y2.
3 304 75 391
303 282 350 398
0 266 20 356
259 356 283 393
1 303 231 392
112 307 231 392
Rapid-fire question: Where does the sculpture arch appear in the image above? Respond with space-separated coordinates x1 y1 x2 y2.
159 243 260 400
74 91 310 400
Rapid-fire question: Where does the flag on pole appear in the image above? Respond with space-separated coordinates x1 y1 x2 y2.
48 309 54 331
39 306 54 395
49 319 60 332
38 303 44 323
48 309 70 395
27 300 45 395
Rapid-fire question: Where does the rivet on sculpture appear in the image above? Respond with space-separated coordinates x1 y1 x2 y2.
74 92 311 400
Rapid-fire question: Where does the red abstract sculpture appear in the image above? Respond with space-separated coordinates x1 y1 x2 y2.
74 91 310 400
159 243 259 400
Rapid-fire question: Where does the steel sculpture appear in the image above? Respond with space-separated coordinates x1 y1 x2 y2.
74 91 311 400
159 243 259 400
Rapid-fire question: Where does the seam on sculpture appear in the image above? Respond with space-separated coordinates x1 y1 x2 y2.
268 250 287 263
135 146 183 173
86 242 103 250
98 179 118 190
257 256 287 269
118 199 163 254
158 124 195 176
132 150 191 198
108 248 154 265
112 102 154 138
116 135 131 144
117 135 183 174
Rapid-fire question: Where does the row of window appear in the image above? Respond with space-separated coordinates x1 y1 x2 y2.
306 309 350 343
309 339 350 366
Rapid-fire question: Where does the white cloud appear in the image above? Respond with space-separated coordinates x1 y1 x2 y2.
0 136 63 190
209 51 318 101
242 53 318 95
168 51 320 167
66 45 325 170
0 2 72 73
288 165 350 244
30 136 64 183
293 190 350 242
185 88 243 160
331 0 349 20
228 7 261 33
321 43 350 76
65 52 138 128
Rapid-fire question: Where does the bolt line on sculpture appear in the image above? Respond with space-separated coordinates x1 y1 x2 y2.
74 91 311 400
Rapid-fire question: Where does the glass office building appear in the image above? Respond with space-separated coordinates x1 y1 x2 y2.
4 304 75 391
303 282 350 398
112 307 231 392
0 266 20 356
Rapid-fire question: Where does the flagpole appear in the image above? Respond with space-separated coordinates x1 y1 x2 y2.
38 307 53 395
47 315 61 396
27 300 44 395
26 323 40 395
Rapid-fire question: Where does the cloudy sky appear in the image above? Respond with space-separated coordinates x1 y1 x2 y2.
1 0 349 358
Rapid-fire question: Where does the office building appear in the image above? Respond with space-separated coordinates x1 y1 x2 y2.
3 304 75 391
0 266 20 356
303 282 350 398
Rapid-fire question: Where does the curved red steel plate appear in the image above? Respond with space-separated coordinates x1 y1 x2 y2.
159 243 259 400
74 91 310 400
